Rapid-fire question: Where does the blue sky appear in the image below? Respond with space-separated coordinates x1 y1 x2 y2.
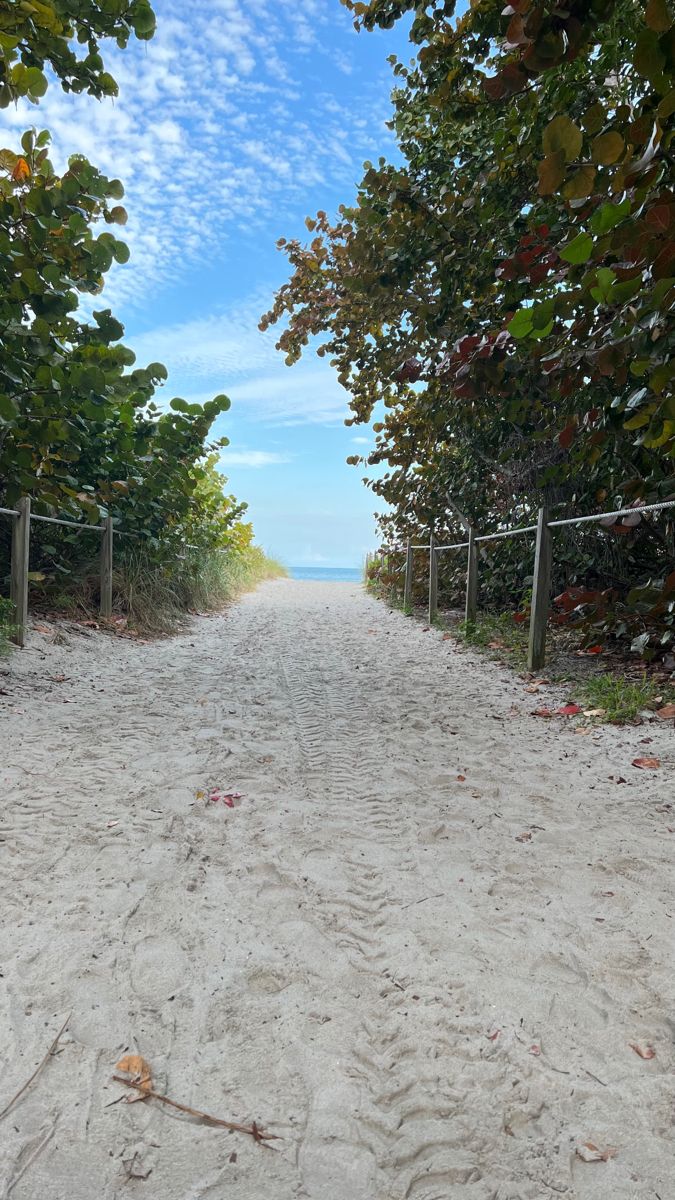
0 0 412 568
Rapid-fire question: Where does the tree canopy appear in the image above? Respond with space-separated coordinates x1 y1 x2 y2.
0 0 256 613
0 0 156 105
262 0 675 655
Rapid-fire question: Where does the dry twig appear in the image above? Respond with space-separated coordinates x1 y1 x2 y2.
112 1076 279 1144
0 1012 71 1122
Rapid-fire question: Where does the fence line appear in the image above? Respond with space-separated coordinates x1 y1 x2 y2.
370 498 675 671
0 496 217 648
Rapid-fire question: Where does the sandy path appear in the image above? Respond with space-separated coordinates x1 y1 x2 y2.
1 579 673 1200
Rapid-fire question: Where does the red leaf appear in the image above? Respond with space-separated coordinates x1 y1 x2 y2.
629 1042 656 1059
585 644 604 655
576 1141 618 1162
557 704 582 716
457 774 466 782
558 422 576 449
513 612 527 623
632 757 661 769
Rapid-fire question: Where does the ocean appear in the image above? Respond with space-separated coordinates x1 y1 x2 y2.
290 566 364 583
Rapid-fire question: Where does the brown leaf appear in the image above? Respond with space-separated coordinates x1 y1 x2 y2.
456 774 466 782
516 831 533 842
632 757 661 769
629 1042 656 1059
656 703 675 720
116 1054 153 1099
576 1141 618 1162
11 157 31 182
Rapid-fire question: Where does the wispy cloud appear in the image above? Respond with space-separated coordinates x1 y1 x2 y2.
0 0 396 314
219 449 291 468
128 293 353 426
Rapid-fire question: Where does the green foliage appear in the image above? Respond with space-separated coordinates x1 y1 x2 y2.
0 0 266 629
107 543 287 635
582 672 673 722
263 0 675 658
0 593 14 653
0 0 156 106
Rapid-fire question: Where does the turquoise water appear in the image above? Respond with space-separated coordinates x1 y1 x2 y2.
291 566 363 582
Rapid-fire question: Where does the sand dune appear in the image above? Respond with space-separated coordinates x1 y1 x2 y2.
1 579 673 1199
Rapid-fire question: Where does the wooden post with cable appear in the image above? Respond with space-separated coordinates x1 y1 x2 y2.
100 515 113 618
465 526 478 624
404 538 413 611
528 507 552 671
428 530 438 624
10 496 30 647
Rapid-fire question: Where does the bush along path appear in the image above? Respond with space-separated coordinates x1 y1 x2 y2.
263 0 675 664
0 2 269 629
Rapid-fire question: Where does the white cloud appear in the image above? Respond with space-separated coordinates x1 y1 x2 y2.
127 292 353 426
352 435 370 444
219 449 291 467
0 0 396 314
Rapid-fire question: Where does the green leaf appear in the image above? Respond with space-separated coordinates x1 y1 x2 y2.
589 198 631 234
508 308 534 338
563 165 596 199
0 393 19 422
559 232 594 264
592 131 625 165
542 115 583 162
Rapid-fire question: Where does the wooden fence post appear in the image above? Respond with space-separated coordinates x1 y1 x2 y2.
404 538 413 610
465 526 478 623
100 515 113 618
10 496 30 647
428 531 438 624
528 506 552 671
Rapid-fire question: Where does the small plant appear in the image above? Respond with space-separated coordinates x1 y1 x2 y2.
582 673 673 724
0 596 15 655
455 612 531 665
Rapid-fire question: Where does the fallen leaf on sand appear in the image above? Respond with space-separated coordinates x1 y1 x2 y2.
656 703 675 720
442 632 453 641
584 708 606 717
34 624 52 635
488 639 505 649
456 774 466 782
632 757 660 770
532 707 554 718
524 685 540 694
516 831 533 842
576 1142 617 1162
528 1044 541 1056
557 704 582 716
208 789 242 808
106 820 120 829
486 1030 500 1041
116 1054 153 1100
49 674 67 683
629 1042 655 1059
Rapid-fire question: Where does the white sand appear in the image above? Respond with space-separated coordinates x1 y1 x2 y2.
1 579 673 1200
